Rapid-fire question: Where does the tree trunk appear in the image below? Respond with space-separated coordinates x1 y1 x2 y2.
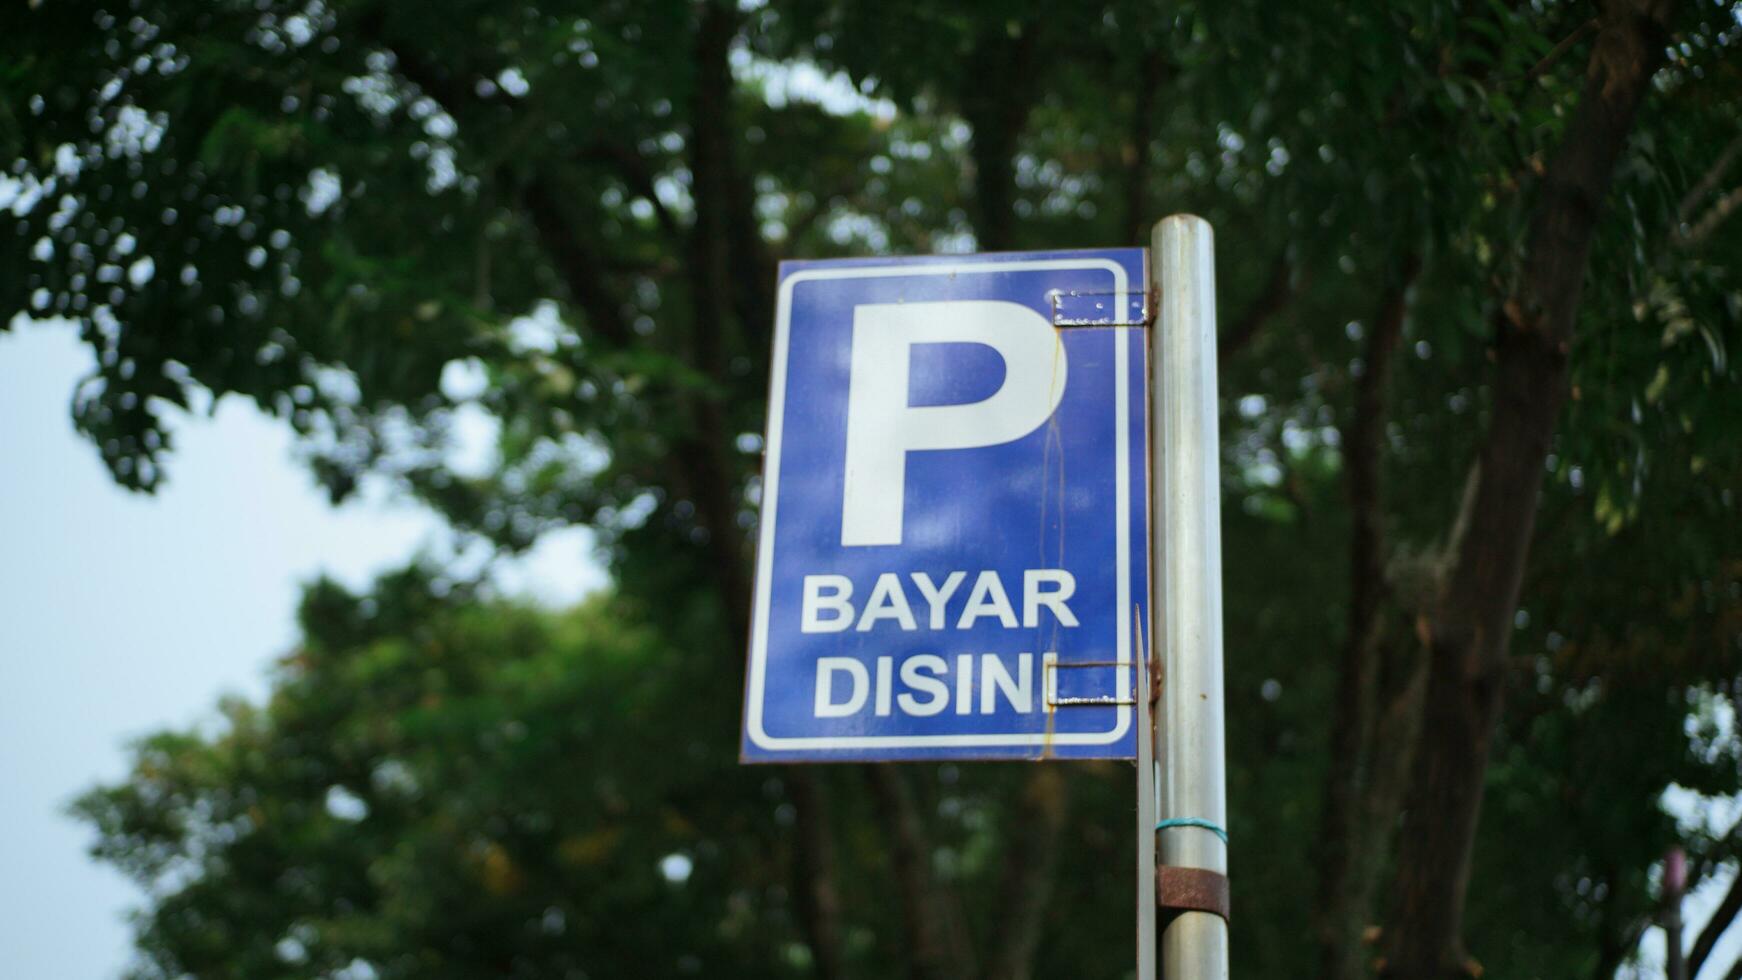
983 767 1069 980
960 26 1037 252
683 0 758 640
690 8 845 976
1122 48 1165 246
789 770 848 980
1317 258 1423 980
1381 2 1676 975
865 766 974 980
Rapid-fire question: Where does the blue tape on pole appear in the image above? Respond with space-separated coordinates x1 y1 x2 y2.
1155 817 1228 844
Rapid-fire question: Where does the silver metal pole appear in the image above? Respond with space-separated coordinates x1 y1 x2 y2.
1137 609 1157 979
1150 215 1229 980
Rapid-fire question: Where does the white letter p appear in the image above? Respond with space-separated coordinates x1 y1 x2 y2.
841 300 1064 547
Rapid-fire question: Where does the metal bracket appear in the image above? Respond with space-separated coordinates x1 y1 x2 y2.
1047 288 1153 328
1042 656 1138 708
1156 866 1230 923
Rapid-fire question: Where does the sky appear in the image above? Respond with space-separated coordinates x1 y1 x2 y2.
0 319 604 978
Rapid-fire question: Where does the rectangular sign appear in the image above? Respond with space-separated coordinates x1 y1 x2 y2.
741 249 1150 762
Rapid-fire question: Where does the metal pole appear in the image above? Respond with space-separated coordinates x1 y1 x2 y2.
1138 609 1158 979
1150 215 1229 980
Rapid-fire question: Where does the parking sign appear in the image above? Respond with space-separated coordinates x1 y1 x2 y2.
741 249 1150 762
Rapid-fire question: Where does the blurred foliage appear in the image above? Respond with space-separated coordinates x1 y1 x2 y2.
76 573 796 979
2 0 1738 976
74 569 1142 979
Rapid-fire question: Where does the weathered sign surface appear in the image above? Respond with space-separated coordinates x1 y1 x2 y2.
741 249 1149 762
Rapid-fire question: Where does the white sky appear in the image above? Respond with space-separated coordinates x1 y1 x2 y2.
0 320 603 978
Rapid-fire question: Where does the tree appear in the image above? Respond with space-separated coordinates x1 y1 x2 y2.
75 572 816 979
77 568 1157 979
6 0 1741 976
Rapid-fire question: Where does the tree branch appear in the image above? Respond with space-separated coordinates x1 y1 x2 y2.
1690 868 1742 978
1676 184 1742 250
519 179 634 348
1522 17 1602 84
578 142 684 244
778 185 853 255
1677 133 1742 226
1219 253 1298 360
364 17 698 353
367 31 644 352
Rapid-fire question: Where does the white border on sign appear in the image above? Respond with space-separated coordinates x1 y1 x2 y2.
744 258 1132 752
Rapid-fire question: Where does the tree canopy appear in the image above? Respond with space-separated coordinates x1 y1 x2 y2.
5 0 1741 977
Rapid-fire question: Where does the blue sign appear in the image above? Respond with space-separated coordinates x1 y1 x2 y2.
741 249 1150 762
